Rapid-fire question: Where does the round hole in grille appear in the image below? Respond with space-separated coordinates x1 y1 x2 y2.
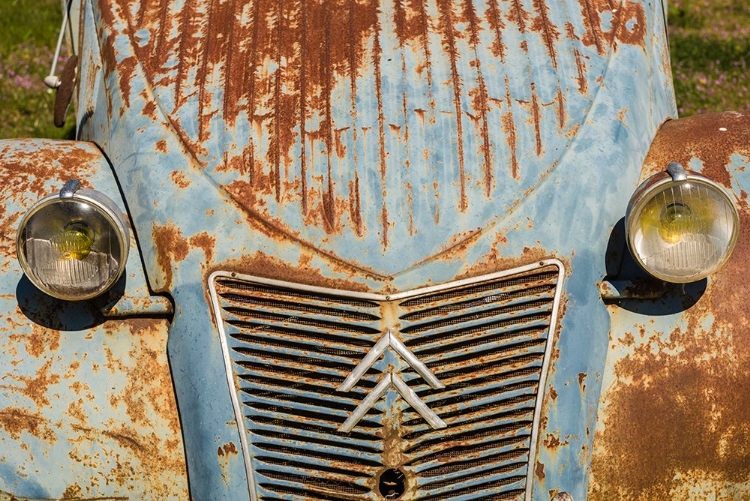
379 468 406 499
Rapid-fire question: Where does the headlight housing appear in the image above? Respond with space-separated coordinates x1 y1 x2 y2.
626 162 739 283
16 180 130 300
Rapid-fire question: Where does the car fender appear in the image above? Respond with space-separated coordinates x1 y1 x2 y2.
591 111 750 499
0 139 187 499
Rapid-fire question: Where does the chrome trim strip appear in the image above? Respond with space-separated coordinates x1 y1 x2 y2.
391 373 447 430
387 331 444 390
524 260 565 501
339 372 447 434
207 272 258 501
339 373 393 433
211 259 561 302
338 332 391 392
339 330 443 392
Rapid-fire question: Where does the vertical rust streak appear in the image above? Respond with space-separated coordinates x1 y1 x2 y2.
530 0 564 130
134 1 147 36
196 0 219 142
464 0 493 197
411 0 434 88
503 75 519 179
531 0 560 69
244 149 254 186
273 0 284 202
381 204 389 250
373 14 386 180
322 2 335 231
347 1 359 157
531 83 542 156
580 0 604 54
222 0 239 123
574 48 588 93
349 172 363 236
410 0 439 220
371 6 388 247
347 0 361 235
567 22 589 94
436 0 467 212
393 0 415 234
153 0 171 68
246 0 263 188
299 0 309 215
556 88 565 129
486 0 506 62
510 0 529 33
174 4 194 108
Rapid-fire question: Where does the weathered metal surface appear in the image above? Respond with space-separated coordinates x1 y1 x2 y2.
0 317 188 499
67 0 680 498
0 139 186 497
89 0 662 277
590 111 750 499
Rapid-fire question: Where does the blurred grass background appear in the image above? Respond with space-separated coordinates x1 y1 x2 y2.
0 0 74 139
0 0 748 139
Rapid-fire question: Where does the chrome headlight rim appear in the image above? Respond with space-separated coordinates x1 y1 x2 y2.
625 163 739 283
16 181 130 301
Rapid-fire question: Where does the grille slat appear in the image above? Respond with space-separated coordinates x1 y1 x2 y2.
227 326 375 352
248 421 382 450
221 305 381 335
424 340 549 372
399 301 554 339
251 438 384 462
404 402 536 436
255 454 378 477
257 478 371 501
419 462 527 495
406 318 550 353
209 261 563 501
231 342 363 367
399 287 556 325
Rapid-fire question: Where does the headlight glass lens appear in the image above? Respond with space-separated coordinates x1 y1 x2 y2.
626 172 739 283
17 187 129 300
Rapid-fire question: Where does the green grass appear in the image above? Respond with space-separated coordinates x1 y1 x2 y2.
668 0 750 115
0 0 748 140
0 0 75 139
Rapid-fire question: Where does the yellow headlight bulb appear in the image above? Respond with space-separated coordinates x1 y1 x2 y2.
50 221 95 260
658 201 698 243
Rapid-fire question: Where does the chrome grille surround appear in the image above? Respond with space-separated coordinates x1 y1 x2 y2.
208 259 565 501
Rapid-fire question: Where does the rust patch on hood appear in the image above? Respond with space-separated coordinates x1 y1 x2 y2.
151 223 190 290
213 251 373 293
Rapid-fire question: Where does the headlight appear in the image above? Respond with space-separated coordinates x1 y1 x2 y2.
16 180 130 300
626 162 739 283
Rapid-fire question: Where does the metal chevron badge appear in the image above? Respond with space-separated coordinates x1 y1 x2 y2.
337 329 447 433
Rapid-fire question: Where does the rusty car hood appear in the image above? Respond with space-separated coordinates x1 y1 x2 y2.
103 0 652 275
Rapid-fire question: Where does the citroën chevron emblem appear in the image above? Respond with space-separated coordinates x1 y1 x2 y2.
337 330 447 433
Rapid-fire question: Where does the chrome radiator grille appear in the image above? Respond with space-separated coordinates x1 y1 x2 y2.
209 260 564 501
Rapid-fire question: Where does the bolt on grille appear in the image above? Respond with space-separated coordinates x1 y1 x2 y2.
209 260 564 501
